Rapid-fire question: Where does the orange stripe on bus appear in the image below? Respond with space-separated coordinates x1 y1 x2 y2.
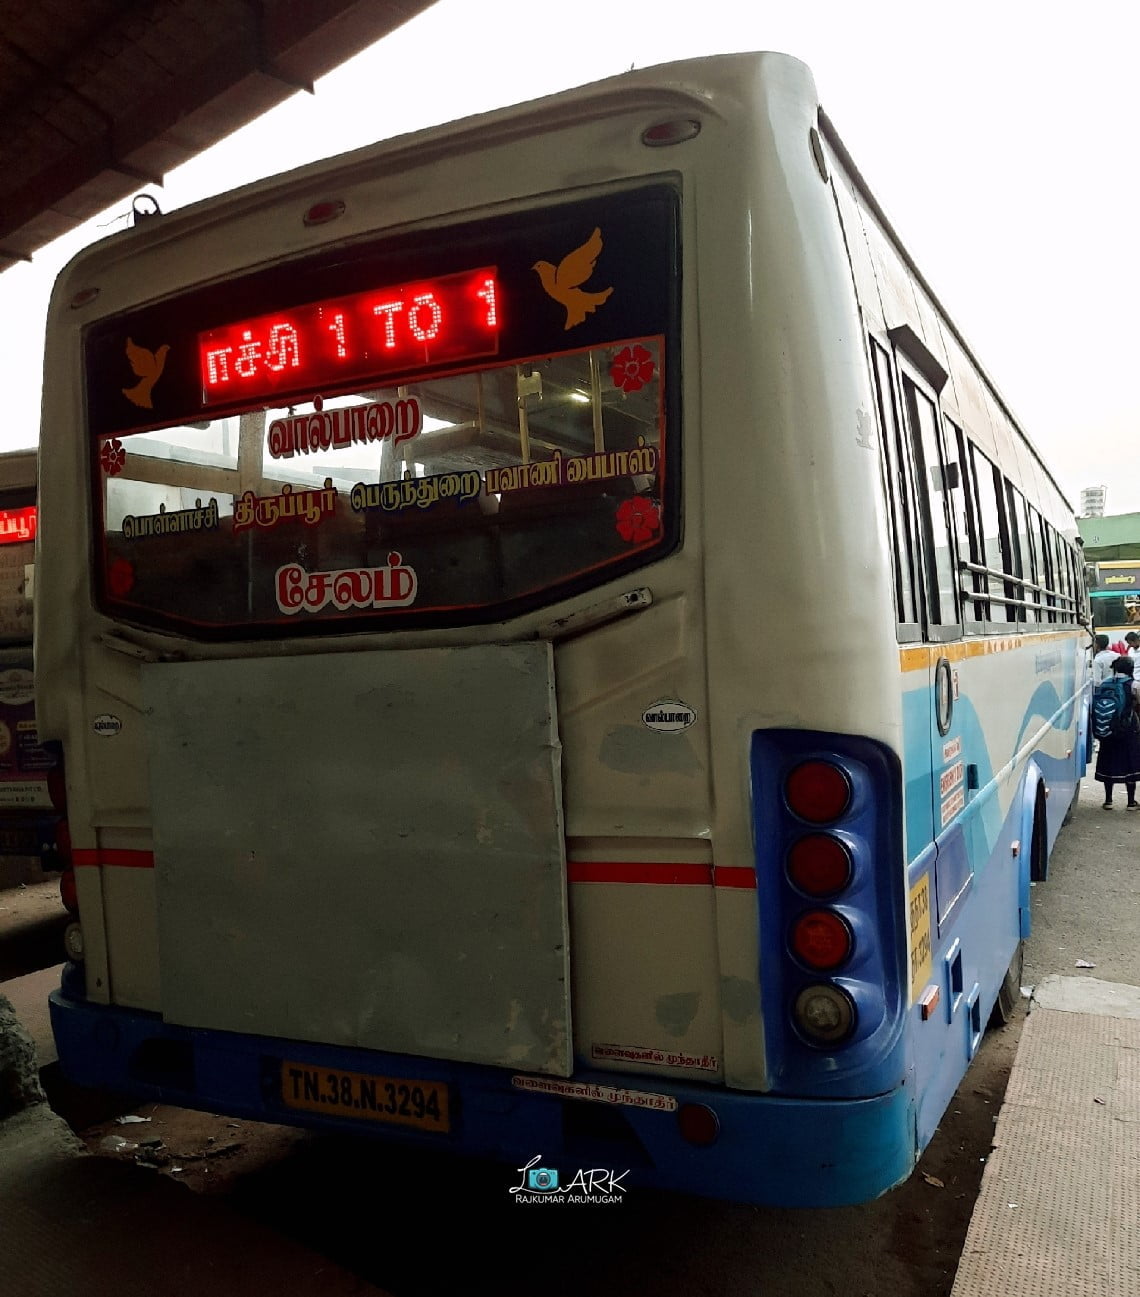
899 630 1084 673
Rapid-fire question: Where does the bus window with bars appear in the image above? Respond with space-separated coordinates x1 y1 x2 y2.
869 339 922 640
900 372 959 636
1006 486 1038 624
944 418 986 626
969 447 1015 624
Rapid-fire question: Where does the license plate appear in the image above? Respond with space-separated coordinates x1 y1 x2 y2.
281 1061 450 1133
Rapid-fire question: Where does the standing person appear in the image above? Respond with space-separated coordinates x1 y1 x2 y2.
1094 656 1140 810
1092 633 1117 685
1126 630 1140 664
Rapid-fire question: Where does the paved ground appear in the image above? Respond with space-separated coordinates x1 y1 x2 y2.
0 879 68 981
952 977 1140 1296
1 882 391 1297
0 1099 390 1297
1024 782 1140 986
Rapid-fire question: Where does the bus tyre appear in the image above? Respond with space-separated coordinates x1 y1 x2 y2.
989 941 1024 1029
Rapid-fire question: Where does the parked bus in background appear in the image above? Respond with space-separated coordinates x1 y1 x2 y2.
0 450 65 890
37 52 1088 1207
1089 560 1140 641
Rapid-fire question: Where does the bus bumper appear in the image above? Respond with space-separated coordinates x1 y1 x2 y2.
50 985 916 1208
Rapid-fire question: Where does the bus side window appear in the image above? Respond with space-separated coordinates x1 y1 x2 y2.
1050 531 1067 624
899 371 960 638
1052 524 1064 623
1066 538 1081 624
1025 510 1043 624
969 448 1013 626
868 339 922 640
1037 513 1059 623
1003 484 1033 624
1070 546 1084 623
944 419 984 627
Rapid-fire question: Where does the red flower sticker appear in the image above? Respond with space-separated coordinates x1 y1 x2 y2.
610 344 655 394
107 558 135 598
616 497 661 544
100 439 126 476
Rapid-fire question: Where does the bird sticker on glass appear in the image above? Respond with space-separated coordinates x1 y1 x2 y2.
122 337 170 409
532 228 613 329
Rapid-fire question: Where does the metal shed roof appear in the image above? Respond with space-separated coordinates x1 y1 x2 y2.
0 0 437 274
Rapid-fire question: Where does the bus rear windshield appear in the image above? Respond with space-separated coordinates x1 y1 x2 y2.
86 186 680 640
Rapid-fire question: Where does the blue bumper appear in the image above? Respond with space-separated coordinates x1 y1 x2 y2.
50 986 917 1207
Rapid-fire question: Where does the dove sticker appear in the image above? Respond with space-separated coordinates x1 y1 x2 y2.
122 337 170 409
532 228 614 330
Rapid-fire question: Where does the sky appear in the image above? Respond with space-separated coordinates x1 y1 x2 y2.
2 0 1137 515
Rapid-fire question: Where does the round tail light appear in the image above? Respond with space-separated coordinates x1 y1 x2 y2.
677 1103 720 1146
790 909 853 971
786 834 853 897
793 984 856 1045
784 760 851 824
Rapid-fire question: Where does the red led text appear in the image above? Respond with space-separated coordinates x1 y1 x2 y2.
199 268 500 405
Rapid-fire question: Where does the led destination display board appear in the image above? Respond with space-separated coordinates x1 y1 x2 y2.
84 184 679 441
198 267 500 406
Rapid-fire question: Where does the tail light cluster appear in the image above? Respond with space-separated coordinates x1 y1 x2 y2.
783 759 858 1045
752 731 905 1094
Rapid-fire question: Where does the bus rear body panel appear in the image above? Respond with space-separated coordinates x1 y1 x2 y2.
38 52 1087 1207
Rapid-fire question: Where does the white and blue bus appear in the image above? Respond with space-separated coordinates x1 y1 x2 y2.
37 52 1087 1207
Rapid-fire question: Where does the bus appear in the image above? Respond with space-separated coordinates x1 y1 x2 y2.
1089 560 1140 641
38 52 1089 1208
0 449 65 888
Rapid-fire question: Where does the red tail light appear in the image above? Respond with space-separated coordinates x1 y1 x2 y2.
790 909 853 971
784 760 851 824
677 1103 720 1146
786 834 853 896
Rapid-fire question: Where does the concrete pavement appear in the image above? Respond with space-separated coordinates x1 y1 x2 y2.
1 884 390 1297
951 976 1140 1296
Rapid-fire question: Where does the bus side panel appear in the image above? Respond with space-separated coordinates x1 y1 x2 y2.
907 635 1084 1145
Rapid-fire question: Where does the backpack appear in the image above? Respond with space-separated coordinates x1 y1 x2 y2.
1092 676 1134 740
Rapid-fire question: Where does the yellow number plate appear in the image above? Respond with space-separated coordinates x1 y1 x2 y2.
281 1061 450 1133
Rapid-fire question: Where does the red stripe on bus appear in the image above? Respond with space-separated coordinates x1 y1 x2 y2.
69 852 757 889
568 862 756 888
712 866 758 889
73 849 155 869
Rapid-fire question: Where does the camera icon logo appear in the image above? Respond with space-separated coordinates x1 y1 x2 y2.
527 1166 560 1192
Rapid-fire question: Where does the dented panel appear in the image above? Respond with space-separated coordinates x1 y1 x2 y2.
143 642 571 1074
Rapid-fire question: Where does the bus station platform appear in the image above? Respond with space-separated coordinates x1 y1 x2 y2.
952 974 1140 1296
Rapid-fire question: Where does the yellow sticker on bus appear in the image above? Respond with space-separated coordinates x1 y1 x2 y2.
908 876 933 1004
